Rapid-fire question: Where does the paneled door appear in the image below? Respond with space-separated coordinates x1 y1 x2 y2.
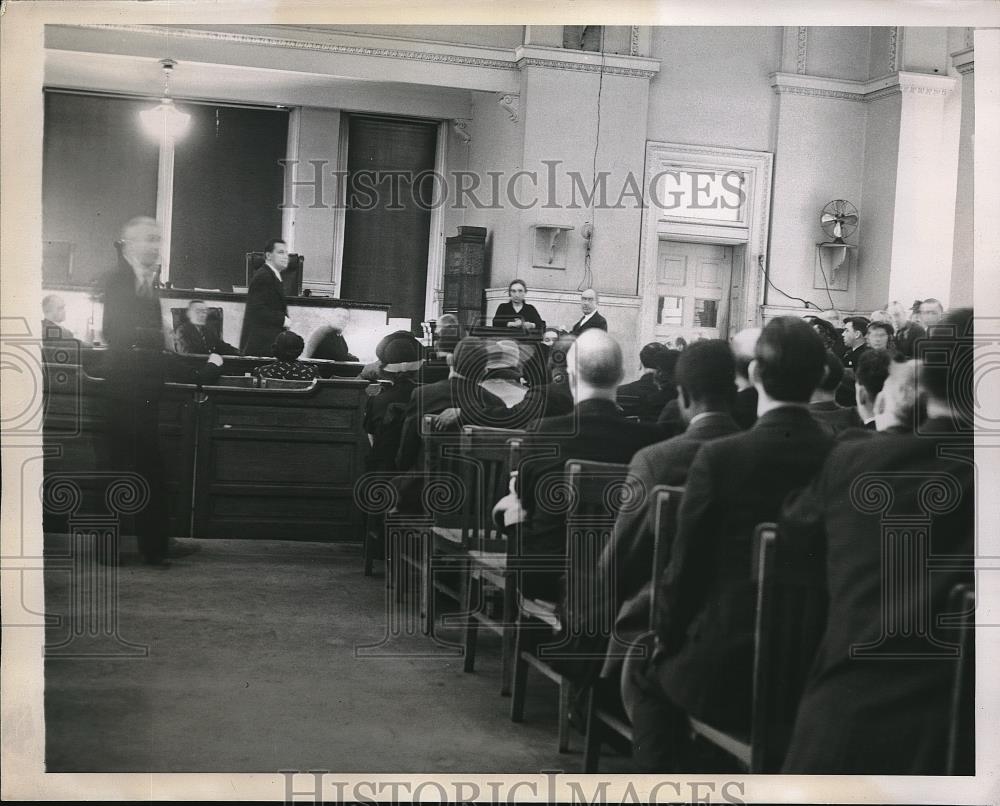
654 240 734 342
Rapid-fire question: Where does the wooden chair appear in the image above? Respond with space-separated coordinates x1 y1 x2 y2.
684 522 827 772
582 484 684 772
452 426 528 695
509 459 630 753
945 582 975 775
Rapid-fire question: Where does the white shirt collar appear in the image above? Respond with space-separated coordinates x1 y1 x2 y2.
579 309 596 324
265 261 282 282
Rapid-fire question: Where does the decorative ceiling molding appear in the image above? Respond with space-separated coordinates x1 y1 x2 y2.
67 23 519 71
451 119 472 144
888 27 901 74
496 93 519 122
796 27 808 75
951 46 975 76
771 71 956 103
630 26 640 57
514 45 661 79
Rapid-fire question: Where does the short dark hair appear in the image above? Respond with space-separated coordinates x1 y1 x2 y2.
843 316 870 336
675 339 735 408
754 317 826 403
273 330 305 362
918 307 972 411
818 350 845 392
508 279 527 294
921 298 944 312
652 348 681 390
264 238 286 255
855 349 892 400
639 341 667 369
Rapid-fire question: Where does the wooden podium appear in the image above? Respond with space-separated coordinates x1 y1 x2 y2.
443 226 487 329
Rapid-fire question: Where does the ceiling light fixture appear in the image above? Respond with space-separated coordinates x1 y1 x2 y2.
140 58 190 141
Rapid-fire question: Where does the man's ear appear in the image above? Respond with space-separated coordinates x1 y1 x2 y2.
748 358 761 387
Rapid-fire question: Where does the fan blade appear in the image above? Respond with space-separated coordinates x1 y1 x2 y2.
839 214 859 226
821 213 840 224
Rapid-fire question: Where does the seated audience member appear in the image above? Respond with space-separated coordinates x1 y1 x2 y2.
648 349 683 432
593 340 741 675
435 313 463 356
623 316 833 772
253 331 318 382
360 330 418 381
918 297 945 330
804 315 843 358
866 319 894 352
541 327 560 347
873 358 924 433
364 335 423 472
395 336 507 472
841 316 871 369
492 329 662 605
306 307 358 362
482 339 528 408
41 294 76 341
809 350 862 433
617 341 668 421
869 309 892 324
729 327 761 430
854 348 893 430
779 309 973 774
887 300 924 358
174 300 240 355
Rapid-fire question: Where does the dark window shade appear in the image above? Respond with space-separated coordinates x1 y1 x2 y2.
340 115 437 327
43 92 160 286
169 105 288 291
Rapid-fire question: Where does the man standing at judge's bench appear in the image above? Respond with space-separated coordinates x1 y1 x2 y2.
240 238 291 356
570 288 607 335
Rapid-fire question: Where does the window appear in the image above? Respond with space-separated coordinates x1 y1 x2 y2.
694 298 718 328
657 295 684 327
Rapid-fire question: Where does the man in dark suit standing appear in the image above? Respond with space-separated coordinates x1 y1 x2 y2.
493 329 662 604
240 238 290 356
569 288 608 335
101 217 223 566
598 339 741 669
623 316 833 771
781 310 974 774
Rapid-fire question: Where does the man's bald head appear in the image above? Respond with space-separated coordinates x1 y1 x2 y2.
731 327 761 381
567 329 623 399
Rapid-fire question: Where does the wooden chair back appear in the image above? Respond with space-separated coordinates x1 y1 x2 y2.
945 582 975 775
459 426 527 551
648 485 685 628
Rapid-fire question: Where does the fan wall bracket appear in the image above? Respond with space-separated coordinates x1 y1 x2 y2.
813 242 856 292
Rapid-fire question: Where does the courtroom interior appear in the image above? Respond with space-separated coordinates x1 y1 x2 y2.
37 22 981 776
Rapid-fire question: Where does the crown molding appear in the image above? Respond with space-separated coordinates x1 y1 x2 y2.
796 26 808 74
514 45 661 79
771 70 956 103
951 46 975 76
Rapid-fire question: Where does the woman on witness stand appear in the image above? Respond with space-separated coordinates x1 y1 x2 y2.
491 279 544 332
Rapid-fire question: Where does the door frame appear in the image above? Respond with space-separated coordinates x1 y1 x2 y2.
638 141 773 347
653 240 737 341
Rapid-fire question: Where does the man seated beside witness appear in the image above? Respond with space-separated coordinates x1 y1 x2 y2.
617 341 669 422
622 316 833 772
809 350 862 433
593 339 741 678
42 294 76 341
253 331 318 382
492 329 662 607
174 300 241 356
305 307 359 362
853 348 893 430
778 309 973 774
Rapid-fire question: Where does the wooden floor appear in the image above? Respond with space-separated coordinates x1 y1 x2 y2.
43 536 632 773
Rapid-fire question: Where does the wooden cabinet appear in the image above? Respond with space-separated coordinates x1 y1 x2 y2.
443 226 487 329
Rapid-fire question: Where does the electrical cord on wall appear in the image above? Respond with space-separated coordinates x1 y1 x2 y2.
578 26 605 292
758 255 827 311
815 249 838 312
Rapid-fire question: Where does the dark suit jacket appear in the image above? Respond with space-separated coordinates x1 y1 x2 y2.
844 343 871 370
174 321 241 356
809 399 863 434
570 310 608 336
780 419 973 774
492 301 544 330
364 374 417 473
395 377 507 472
894 321 925 358
240 266 287 356
101 259 163 350
618 373 672 423
514 398 662 601
732 385 758 430
311 328 358 362
653 406 833 729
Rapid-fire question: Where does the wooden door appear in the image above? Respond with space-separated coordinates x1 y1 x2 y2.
654 241 734 342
